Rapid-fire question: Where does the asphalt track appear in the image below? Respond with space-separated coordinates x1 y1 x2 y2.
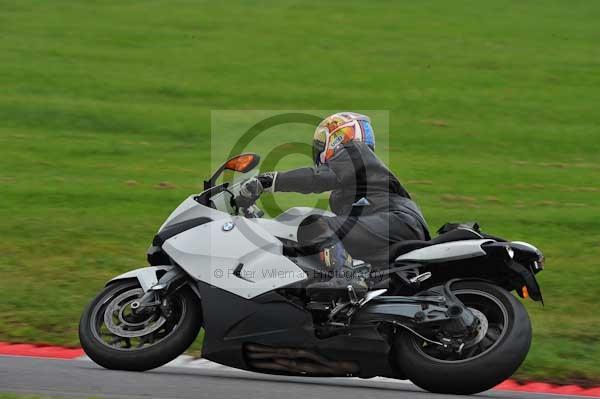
1 356 582 399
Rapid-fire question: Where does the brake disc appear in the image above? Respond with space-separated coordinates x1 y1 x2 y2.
104 288 166 338
463 307 489 348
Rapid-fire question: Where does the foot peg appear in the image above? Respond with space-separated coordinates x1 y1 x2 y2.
347 285 359 305
410 272 432 284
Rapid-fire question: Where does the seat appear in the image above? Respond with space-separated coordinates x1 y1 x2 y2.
387 228 484 261
283 227 484 266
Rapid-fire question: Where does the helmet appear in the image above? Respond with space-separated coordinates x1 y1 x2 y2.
313 112 375 165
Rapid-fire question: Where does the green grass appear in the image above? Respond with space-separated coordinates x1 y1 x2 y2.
1 0 599 384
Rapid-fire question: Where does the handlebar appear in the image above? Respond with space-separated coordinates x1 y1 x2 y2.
195 177 265 218
194 183 230 206
242 205 264 218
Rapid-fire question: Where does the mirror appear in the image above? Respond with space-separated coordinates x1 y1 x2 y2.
223 153 260 173
204 153 261 190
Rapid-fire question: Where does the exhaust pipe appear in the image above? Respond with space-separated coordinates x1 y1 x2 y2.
245 344 358 376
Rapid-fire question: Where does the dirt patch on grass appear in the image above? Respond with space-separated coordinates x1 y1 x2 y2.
0 177 16 184
501 183 598 193
484 196 502 203
155 181 177 189
535 200 589 207
500 183 547 190
512 160 599 170
440 194 476 203
573 162 600 169
537 200 559 206
512 160 531 165
421 119 449 127
562 186 600 192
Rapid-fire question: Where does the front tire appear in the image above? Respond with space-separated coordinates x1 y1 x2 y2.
392 281 532 395
79 280 202 371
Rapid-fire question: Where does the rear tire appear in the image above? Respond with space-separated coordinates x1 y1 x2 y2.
392 281 531 395
79 280 202 371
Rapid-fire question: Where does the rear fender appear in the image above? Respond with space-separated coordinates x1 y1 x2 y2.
414 257 544 303
507 261 544 303
481 241 544 303
107 266 175 292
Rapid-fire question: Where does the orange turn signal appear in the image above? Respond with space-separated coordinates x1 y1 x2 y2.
224 154 258 173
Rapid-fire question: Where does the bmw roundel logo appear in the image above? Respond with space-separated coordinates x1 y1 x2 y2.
222 221 235 232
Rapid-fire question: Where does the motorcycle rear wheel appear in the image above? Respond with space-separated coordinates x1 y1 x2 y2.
79 280 202 371
392 281 532 395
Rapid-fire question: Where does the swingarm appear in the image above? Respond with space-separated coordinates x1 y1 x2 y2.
353 280 478 347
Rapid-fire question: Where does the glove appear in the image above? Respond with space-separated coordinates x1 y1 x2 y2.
237 172 277 208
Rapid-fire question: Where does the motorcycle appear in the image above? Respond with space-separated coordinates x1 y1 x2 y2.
79 153 544 395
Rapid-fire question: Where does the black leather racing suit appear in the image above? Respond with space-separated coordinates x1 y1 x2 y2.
271 141 430 265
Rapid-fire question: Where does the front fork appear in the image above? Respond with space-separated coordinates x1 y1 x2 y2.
131 268 188 314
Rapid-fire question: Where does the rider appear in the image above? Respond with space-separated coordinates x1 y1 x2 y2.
238 112 430 298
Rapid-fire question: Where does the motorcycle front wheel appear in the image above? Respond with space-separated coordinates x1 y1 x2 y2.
392 281 532 395
79 280 203 371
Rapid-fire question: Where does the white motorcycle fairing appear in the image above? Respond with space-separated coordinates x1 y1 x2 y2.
158 194 230 231
158 192 333 243
107 265 174 291
395 239 494 263
114 184 336 296
162 216 308 299
250 207 335 242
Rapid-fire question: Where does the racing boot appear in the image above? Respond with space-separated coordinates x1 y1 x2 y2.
306 241 368 301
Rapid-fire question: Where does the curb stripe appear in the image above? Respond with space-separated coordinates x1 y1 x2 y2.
1 342 598 397
496 380 600 397
0 342 84 359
